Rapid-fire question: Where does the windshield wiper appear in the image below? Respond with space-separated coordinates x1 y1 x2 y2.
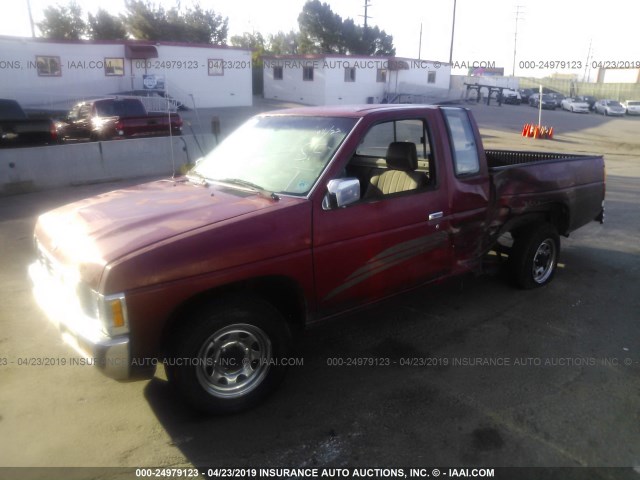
214 178 280 201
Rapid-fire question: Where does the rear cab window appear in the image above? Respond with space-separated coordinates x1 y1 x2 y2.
441 108 480 176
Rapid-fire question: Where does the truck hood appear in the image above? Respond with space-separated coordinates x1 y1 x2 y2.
35 178 299 287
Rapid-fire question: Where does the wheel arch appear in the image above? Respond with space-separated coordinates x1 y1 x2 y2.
502 203 570 238
160 275 308 356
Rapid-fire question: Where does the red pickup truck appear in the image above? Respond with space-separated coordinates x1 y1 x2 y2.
29 105 605 413
57 97 182 142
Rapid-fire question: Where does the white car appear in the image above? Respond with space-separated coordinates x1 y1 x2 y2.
561 97 590 113
594 100 626 116
622 100 640 115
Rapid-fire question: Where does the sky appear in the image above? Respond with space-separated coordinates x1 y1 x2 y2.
2 0 639 80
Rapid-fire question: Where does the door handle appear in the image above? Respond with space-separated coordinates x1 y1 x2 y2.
428 211 443 221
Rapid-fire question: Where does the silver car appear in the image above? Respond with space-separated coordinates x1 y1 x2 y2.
594 100 626 116
561 97 590 113
622 100 640 116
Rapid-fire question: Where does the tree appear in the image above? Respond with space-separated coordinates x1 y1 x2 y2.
123 0 228 44
230 32 266 63
182 5 228 44
267 31 300 55
363 26 395 56
88 9 127 40
297 0 342 53
38 1 86 40
297 0 395 55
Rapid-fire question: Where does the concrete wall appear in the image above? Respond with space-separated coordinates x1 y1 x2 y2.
0 134 215 196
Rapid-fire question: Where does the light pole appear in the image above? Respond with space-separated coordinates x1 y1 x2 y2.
449 0 457 65
26 0 36 37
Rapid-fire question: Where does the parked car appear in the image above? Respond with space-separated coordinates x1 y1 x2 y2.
576 95 597 111
622 100 640 115
0 98 60 148
519 88 534 103
594 100 626 116
501 89 522 105
58 97 182 142
30 105 606 414
561 97 590 113
111 90 189 111
529 93 557 110
550 93 565 107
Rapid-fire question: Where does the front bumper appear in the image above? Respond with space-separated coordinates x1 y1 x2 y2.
28 260 130 380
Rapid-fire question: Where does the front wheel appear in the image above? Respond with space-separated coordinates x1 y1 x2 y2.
167 296 292 414
509 223 560 289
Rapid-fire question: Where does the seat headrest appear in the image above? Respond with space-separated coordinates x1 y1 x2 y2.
386 142 418 171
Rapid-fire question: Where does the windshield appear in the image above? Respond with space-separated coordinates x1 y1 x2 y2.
606 101 622 107
542 94 554 101
628 101 640 106
192 115 357 196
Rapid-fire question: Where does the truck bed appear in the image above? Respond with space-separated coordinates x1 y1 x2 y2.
486 149 605 235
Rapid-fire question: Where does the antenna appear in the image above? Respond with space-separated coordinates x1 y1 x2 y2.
418 23 422 60
512 6 524 76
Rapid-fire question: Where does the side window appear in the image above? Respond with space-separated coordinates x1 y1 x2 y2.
347 118 435 192
67 106 80 121
356 119 432 160
79 105 92 119
442 108 480 176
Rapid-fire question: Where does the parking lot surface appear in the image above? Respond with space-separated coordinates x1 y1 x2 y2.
0 101 639 475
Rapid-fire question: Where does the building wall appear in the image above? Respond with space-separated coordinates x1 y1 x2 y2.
263 59 326 105
322 57 386 105
263 56 452 106
388 60 451 95
0 36 252 110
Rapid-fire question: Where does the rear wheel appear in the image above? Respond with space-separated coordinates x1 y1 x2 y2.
167 296 292 414
509 223 560 289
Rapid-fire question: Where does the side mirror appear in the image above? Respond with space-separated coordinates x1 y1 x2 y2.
322 178 360 210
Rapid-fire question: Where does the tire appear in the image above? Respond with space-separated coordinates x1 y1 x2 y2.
509 223 560 289
167 296 292 414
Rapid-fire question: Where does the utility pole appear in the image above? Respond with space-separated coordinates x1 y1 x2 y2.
448 0 457 65
26 0 36 37
512 6 524 76
360 0 372 32
583 39 592 82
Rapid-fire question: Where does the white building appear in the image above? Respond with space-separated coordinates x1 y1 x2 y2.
263 54 451 105
0 35 252 109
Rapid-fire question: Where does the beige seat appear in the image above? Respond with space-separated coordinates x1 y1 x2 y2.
364 142 427 199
